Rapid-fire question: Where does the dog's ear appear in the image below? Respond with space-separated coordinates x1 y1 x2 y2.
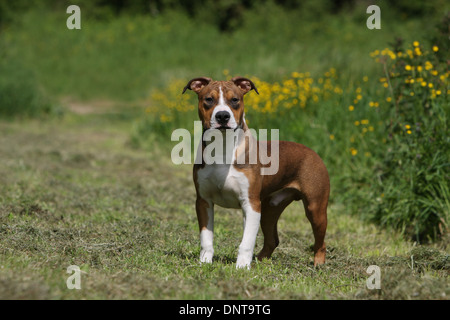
231 77 259 95
182 77 212 94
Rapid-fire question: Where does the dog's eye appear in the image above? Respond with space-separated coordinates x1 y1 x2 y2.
231 97 240 104
204 97 214 104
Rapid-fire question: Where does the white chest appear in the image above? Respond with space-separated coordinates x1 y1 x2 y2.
197 164 249 209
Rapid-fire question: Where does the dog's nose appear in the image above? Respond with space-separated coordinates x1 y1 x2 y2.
215 111 231 125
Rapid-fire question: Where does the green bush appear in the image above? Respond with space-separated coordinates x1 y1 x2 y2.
0 57 53 118
367 37 449 242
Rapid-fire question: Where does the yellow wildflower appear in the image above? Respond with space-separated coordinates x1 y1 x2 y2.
160 114 172 123
370 50 380 57
432 45 439 52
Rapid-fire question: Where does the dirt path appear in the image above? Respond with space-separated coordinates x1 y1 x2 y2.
62 97 146 115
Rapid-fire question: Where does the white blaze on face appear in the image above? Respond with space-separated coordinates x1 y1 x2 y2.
209 86 238 129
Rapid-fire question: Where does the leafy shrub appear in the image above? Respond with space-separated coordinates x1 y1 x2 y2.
0 57 53 118
368 39 449 242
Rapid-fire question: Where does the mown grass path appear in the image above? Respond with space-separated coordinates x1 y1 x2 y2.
0 112 448 299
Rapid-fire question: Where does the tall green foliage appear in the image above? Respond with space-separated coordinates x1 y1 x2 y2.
366 25 449 241
0 56 52 118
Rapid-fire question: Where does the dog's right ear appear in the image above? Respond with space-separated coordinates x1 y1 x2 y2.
182 77 212 94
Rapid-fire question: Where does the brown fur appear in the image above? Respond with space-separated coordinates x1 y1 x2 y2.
184 77 329 266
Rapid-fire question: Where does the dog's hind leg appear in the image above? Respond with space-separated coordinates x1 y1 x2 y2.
303 196 328 266
257 197 293 261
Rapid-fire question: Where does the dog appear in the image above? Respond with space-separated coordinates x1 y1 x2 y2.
183 76 329 269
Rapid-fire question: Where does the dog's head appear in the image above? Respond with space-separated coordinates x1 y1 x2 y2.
183 77 258 131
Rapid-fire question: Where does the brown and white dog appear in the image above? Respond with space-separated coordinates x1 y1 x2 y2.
183 76 330 269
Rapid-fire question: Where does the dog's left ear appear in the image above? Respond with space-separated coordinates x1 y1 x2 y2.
231 77 259 95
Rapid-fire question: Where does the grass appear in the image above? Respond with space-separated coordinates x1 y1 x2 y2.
0 111 448 299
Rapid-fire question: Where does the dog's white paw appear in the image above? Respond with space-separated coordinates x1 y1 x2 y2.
200 249 214 264
236 254 252 269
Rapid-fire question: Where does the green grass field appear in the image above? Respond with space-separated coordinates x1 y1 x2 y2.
0 1 448 300
0 111 448 299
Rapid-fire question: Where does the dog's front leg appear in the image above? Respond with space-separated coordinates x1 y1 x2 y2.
196 197 214 263
236 200 261 269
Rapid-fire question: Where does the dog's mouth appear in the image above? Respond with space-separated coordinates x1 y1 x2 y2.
203 125 234 133
209 123 233 130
